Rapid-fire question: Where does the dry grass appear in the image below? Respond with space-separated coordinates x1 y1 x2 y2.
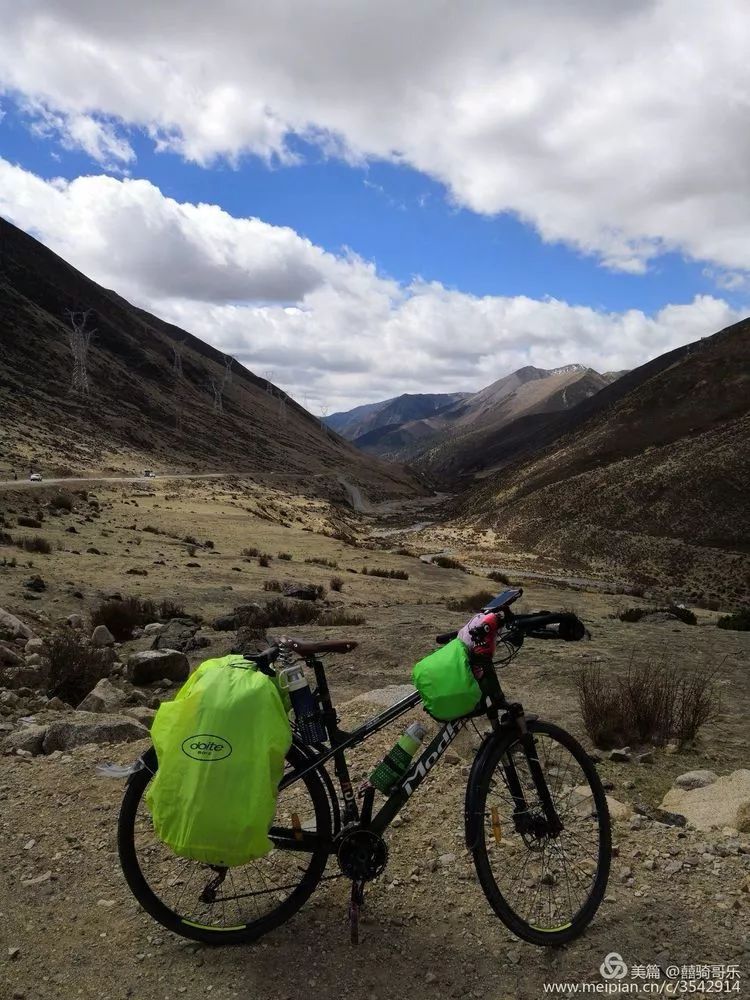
20 535 51 554
717 608 750 631
46 631 113 706
90 596 187 641
445 589 496 612
235 598 321 629
362 567 409 580
575 657 720 749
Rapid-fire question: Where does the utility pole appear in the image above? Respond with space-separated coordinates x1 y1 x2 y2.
172 339 185 431
65 309 96 398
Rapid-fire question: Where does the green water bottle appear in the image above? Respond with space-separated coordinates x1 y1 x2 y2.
370 722 427 793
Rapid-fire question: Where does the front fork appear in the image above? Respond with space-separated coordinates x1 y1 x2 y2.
502 705 562 836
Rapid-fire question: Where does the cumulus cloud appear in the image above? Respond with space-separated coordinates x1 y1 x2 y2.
0 159 740 412
2 1 750 276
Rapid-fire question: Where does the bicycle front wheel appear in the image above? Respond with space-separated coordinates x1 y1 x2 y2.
118 746 333 945
471 720 611 946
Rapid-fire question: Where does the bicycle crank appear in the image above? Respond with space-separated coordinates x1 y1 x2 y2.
337 829 388 882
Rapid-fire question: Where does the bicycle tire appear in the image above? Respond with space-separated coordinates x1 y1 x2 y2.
117 745 332 945
471 719 611 946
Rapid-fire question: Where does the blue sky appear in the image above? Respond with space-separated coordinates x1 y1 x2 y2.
0 110 727 316
0 2 747 410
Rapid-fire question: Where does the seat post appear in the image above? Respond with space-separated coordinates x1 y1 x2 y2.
308 656 337 731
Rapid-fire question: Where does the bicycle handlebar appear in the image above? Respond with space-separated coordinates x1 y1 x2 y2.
435 610 587 646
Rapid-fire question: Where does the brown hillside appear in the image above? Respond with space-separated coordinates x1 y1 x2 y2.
0 217 416 501
459 317 750 603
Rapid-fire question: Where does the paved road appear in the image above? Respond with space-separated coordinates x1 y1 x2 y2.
0 472 246 491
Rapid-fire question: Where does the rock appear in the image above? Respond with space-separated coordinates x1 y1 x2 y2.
66 614 84 629
282 584 320 601
0 608 35 640
143 623 164 635
652 808 687 827
211 613 238 631
609 749 631 762
124 706 157 728
23 575 46 592
42 712 148 752
25 653 42 667
24 637 45 655
2 724 48 756
661 770 750 832
91 625 115 647
77 677 128 714
636 751 654 764
151 619 199 653
439 853 456 866
127 649 190 685
606 796 634 822
86 546 101 555
673 769 718 790
0 642 24 667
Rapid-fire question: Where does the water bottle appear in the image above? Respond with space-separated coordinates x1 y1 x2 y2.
278 662 327 743
369 722 427 793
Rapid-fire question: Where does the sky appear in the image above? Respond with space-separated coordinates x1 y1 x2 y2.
0 1 748 413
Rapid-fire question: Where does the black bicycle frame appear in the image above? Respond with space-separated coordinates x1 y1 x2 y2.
269 649 562 854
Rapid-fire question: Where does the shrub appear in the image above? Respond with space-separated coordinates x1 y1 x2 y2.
330 576 344 592
242 546 260 557
21 535 51 554
393 548 415 557
575 658 720 749
236 598 320 629
143 525 161 534
51 492 74 512
277 552 293 561
204 540 214 549
717 608 750 631
186 545 197 557
258 554 272 567
361 567 409 580
317 609 365 626
487 570 511 585
17 516 42 528
0 531 13 546
46 631 113 706
304 556 338 568
433 555 466 571
263 579 283 592
184 534 199 545
90 595 187 640
445 590 496 612
1 555 17 567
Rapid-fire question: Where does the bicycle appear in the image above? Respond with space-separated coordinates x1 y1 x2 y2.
117 587 611 947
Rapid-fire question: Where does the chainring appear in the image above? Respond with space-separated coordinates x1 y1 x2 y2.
337 829 389 881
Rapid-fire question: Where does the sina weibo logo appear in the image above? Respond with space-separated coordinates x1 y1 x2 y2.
181 734 232 762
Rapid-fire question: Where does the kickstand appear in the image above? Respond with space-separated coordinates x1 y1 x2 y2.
348 881 365 945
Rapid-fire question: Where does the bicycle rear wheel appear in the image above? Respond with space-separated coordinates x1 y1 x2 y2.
118 746 332 945
471 720 610 946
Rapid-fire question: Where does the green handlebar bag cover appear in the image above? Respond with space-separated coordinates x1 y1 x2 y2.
145 655 292 866
411 638 482 721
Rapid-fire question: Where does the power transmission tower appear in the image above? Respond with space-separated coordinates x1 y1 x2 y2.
208 354 234 415
320 403 330 437
171 339 185 431
65 309 96 398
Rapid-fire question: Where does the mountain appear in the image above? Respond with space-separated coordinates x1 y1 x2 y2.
0 217 416 500
458 318 750 602
326 392 469 440
349 365 612 469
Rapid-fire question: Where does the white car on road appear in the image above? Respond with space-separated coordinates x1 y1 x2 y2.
29 473 43 482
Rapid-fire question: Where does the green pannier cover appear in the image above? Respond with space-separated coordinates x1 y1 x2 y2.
145 654 292 867
411 638 482 721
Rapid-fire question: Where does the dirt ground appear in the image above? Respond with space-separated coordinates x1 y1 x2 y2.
1 477 749 999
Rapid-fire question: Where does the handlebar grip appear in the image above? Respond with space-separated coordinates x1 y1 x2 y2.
435 630 458 645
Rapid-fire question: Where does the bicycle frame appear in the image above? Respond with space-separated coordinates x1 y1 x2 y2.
270 679 468 853
268 649 560 856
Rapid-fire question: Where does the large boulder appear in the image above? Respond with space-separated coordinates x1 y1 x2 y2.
127 648 189 686
282 583 320 602
660 769 750 832
124 706 157 729
2 724 48 755
151 619 201 653
77 677 128 714
42 712 148 752
91 625 116 647
0 608 35 640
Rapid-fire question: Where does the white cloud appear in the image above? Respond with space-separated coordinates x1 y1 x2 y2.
0 159 740 412
2 2 750 276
